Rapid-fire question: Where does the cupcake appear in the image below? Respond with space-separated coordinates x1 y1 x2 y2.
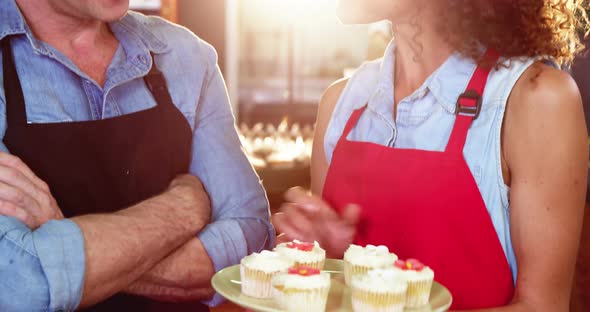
271 266 331 312
274 240 326 270
343 245 398 286
240 250 294 298
350 268 408 312
393 259 434 308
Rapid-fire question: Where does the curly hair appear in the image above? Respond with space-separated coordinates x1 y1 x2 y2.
433 0 589 66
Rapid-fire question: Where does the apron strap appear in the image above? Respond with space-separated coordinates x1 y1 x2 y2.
2 36 28 127
143 53 176 109
2 42 176 127
445 49 500 154
339 106 368 143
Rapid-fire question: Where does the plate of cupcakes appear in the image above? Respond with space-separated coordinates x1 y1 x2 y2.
211 240 452 312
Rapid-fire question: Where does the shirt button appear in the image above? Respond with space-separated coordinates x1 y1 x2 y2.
138 55 148 64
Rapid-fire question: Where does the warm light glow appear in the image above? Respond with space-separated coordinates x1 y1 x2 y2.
278 117 289 133
239 119 315 169
243 0 339 25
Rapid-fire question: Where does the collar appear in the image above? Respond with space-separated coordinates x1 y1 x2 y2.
0 0 169 57
428 52 479 114
367 39 479 119
111 12 169 55
0 0 35 45
0 0 25 39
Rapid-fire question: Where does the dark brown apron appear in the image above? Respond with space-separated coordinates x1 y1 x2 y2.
2 36 209 312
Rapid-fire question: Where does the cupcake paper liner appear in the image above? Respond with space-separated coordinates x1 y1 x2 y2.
293 259 325 270
273 287 330 312
344 262 374 286
405 278 433 308
240 265 280 299
351 288 406 312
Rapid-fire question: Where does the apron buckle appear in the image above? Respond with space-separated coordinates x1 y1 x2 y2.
455 89 482 120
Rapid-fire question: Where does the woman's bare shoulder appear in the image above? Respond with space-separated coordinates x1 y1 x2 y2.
320 78 349 117
504 61 585 177
509 62 581 114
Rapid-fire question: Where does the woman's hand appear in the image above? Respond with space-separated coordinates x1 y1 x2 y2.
0 152 63 229
272 186 361 258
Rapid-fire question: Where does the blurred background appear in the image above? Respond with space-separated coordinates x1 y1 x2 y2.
130 1 589 310
130 0 393 212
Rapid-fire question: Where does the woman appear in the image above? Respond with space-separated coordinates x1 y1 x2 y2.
273 0 589 310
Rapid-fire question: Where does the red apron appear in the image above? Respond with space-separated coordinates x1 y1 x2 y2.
322 52 514 310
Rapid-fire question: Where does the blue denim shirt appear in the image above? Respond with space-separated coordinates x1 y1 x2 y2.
0 1 273 310
325 40 550 285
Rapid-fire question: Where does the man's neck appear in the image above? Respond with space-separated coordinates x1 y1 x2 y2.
15 0 111 54
15 0 120 86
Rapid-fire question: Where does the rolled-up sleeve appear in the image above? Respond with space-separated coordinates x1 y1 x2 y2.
190 47 274 306
0 216 86 312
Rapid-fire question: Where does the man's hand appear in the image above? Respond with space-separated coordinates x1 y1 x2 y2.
272 187 360 258
0 152 63 229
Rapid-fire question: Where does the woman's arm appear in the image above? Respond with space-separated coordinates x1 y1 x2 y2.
470 63 588 312
311 78 349 195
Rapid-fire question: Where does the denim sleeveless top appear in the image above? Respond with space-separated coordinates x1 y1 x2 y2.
325 40 546 283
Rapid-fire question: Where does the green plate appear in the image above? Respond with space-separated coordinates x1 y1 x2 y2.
212 259 452 312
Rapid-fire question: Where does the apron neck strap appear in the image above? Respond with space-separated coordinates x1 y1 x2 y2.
445 49 500 154
340 106 368 142
2 41 176 127
144 53 175 109
2 36 28 127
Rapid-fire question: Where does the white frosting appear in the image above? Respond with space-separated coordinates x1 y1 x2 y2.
351 268 408 293
272 272 331 290
344 244 398 267
241 250 293 273
274 240 326 263
367 268 400 280
393 266 435 282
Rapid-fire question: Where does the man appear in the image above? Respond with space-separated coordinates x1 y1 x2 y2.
0 0 273 311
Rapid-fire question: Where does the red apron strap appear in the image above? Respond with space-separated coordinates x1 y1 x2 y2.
446 50 500 154
339 105 368 143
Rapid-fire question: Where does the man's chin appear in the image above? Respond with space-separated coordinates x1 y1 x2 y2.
95 0 129 22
